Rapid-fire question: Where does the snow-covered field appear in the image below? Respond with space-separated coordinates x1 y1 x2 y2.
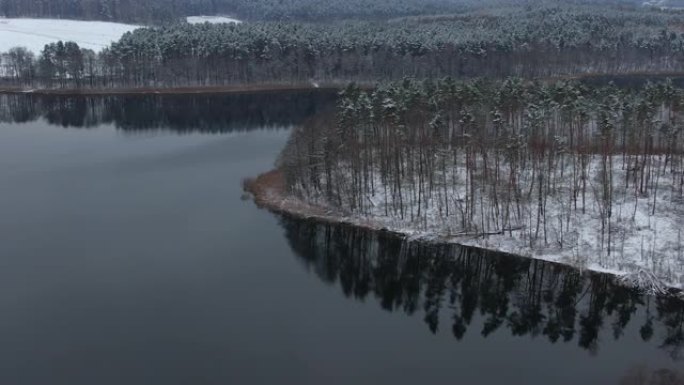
0 18 140 53
186 16 241 24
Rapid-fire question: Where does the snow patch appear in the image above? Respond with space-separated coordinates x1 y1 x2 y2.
186 16 241 25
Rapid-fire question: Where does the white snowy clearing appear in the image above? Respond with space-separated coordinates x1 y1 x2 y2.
0 18 140 53
186 16 241 24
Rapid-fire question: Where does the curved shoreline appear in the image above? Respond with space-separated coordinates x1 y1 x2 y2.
244 170 406 238
245 169 684 297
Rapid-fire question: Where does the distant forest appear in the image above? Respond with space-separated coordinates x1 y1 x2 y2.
2 5 684 88
0 0 643 23
0 0 511 22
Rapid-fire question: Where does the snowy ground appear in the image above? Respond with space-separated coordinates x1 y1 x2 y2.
186 16 241 25
293 155 684 292
0 18 140 53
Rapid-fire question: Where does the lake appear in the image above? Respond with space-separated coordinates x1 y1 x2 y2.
0 92 682 385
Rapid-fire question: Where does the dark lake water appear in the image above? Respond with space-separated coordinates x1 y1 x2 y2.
0 92 682 385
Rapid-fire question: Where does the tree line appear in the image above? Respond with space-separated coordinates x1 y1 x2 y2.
2 5 684 87
0 0 515 23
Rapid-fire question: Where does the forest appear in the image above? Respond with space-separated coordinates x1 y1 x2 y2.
0 0 643 23
277 78 684 289
2 4 684 87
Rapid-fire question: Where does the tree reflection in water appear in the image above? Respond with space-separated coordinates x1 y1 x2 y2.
279 215 684 359
0 91 337 132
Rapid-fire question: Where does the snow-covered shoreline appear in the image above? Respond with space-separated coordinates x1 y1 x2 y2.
246 167 684 295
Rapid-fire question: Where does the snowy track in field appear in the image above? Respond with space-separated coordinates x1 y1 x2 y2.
0 18 140 53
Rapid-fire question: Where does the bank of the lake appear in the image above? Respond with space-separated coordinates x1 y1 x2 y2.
246 169 684 297
3 71 684 96
0 82 377 96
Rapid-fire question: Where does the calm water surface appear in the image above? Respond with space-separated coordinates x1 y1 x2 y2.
0 93 682 385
